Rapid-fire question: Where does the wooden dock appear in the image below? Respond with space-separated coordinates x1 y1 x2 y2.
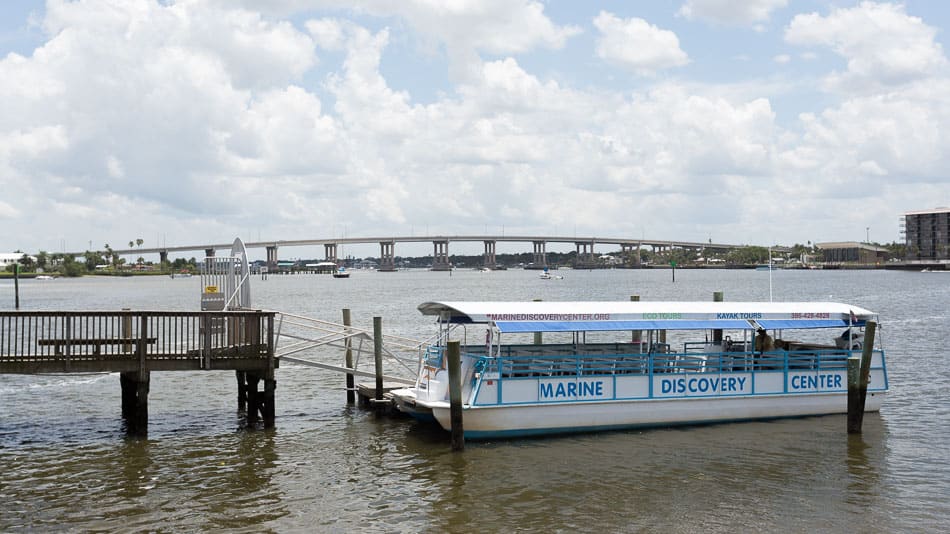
355 382 407 414
0 310 277 436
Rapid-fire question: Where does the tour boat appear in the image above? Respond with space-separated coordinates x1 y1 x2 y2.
391 300 888 439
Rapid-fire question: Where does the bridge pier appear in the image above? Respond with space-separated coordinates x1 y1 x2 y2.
159 250 168 265
621 243 642 268
575 241 597 268
530 241 547 269
483 240 497 269
266 246 278 273
432 240 451 271
324 243 338 264
205 248 215 258
378 241 396 271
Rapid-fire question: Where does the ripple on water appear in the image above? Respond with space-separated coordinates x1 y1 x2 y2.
1 270 950 531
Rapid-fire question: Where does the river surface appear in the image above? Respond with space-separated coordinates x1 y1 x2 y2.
1 268 948 532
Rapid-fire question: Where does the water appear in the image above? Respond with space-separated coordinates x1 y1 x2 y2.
1 269 948 532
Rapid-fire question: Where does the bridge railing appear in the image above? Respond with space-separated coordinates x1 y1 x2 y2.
0 310 275 371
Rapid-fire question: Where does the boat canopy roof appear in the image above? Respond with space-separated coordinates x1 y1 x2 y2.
417 301 875 333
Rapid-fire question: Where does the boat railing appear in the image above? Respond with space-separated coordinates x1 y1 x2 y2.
467 347 880 379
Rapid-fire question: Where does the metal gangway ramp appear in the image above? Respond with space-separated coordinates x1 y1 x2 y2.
274 312 421 386
205 237 422 390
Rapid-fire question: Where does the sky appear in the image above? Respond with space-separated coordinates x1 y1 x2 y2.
2 0 950 259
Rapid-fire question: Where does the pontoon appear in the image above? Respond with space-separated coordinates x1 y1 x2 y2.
391 301 888 439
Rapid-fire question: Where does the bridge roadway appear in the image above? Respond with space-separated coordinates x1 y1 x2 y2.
76 235 771 271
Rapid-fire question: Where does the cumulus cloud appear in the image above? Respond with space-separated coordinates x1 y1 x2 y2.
305 18 346 51
2 0 950 253
785 2 948 92
593 11 689 75
677 0 787 26
234 0 580 80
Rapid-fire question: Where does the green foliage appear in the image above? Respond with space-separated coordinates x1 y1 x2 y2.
17 253 35 271
881 241 906 258
59 256 85 277
84 251 105 272
725 246 771 265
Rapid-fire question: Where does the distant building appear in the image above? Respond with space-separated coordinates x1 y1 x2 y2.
815 242 889 264
903 207 950 260
0 253 34 266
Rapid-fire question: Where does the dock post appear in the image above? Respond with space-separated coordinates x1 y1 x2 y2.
373 316 383 406
121 309 132 354
246 373 261 426
262 376 276 429
120 370 150 437
263 312 276 429
120 372 135 419
630 296 641 343
847 356 861 433
236 371 247 411
13 263 19 309
343 308 355 404
847 321 877 434
533 299 542 345
447 340 464 451
124 314 151 437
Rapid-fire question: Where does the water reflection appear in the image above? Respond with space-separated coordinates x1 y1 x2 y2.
2 270 949 531
395 415 899 532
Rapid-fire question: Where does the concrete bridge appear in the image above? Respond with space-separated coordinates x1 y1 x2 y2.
77 235 766 271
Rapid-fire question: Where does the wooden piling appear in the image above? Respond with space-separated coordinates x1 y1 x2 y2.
132 374 149 437
246 373 261 426
630 295 641 343
236 371 247 411
533 299 542 345
847 356 861 433
120 370 149 437
446 340 464 451
713 291 723 344
373 316 383 405
120 372 134 419
847 321 877 434
262 377 276 429
343 308 355 404
13 263 19 310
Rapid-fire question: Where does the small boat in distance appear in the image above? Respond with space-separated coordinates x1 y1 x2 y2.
170 271 192 279
539 268 562 280
35 275 55 280
391 300 888 439
333 266 350 278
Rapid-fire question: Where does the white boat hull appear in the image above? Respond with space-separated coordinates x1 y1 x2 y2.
422 392 885 439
